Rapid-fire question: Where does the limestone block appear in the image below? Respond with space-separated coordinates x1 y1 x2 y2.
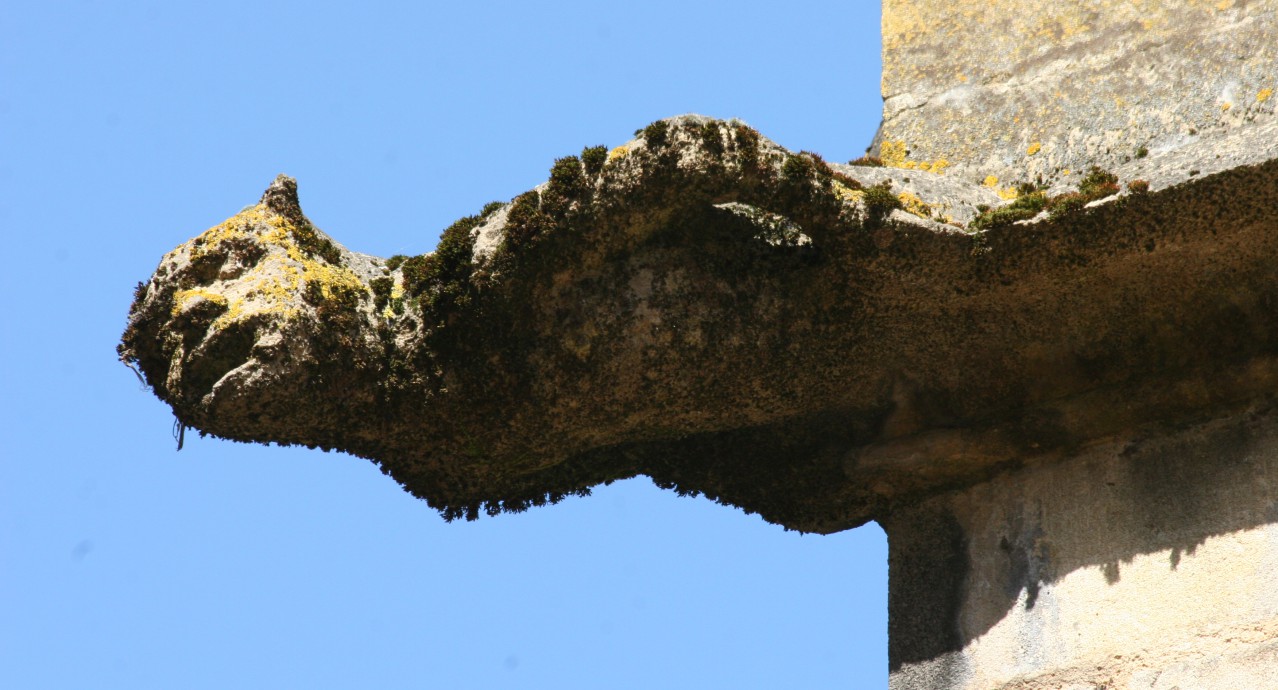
875 0 1276 188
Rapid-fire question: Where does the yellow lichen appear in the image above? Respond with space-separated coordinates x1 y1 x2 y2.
983 175 1000 187
897 192 933 218
171 288 228 316
878 139 948 174
1221 102 1232 111
302 261 364 302
188 204 270 258
211 301 250 329
607 145 630 162
267 215 364 308
997 187 1021 200
880 140 909 167
1258 88 1273 103
1027 10 1091 40
1027 142 1042 156
833 180 862 203
180 206 363 332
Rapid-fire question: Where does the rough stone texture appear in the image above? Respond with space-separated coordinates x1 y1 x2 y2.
119 2 1278 686
884 405 1278 689
874 0 1276 189
864 3 1278 684
120 119 1278 534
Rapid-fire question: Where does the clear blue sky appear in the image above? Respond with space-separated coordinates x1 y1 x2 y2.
0 2 888 687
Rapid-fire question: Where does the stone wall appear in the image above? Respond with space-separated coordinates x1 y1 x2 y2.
875 0 1275 189
873 2 1278 685
884 406 1278 688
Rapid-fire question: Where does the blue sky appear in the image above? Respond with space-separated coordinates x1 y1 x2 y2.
0 2 888 687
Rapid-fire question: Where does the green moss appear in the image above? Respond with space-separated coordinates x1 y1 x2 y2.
437 216 482 265
303 275 361 311
369 276 394 311
547 156 586 199
400 256 429 295
862 181 902 223
351 117 958 524
798 150 834 177
831 171 862 190
1135 145 1149 159
782 154 815 180
501 191 546 250
642 120 670 148
732 123 759 150
1046 192 1086 219
965 166 1124 228
1128 179 1150 194
369 276 405 316
696 122 724 156
540 156 589 222
1040 166 1121 221
848 156 884 167
580 145 608 177
732 124 763 177
777 152 834 185
385 254 408 271
767 151 841 223
284 218 342 265
969 190 1048 230
401 211 483 307
479 201 505 219
1078 166 1119 198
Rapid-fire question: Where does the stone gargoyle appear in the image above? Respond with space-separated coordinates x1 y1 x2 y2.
119 115 1278 534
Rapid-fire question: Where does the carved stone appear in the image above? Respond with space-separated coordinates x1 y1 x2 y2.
120 2 1278 686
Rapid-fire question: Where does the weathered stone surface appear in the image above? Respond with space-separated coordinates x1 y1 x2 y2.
874 0 1276 189
884 404 1278 689
120 113 1278 534
864 5 1278 682
120 2 1278 685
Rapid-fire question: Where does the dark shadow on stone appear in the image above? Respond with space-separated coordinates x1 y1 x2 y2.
886 401 1278 664
882 505 967 670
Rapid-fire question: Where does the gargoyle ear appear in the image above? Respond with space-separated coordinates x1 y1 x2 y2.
259 174 300 217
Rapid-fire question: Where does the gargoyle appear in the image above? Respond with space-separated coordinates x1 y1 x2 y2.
120 115 1278 533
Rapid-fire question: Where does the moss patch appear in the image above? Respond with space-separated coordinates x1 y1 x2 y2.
863 181 903 223
581 145 608 177
642 120 670 148
970 189 1047 230
969 167 1122 229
